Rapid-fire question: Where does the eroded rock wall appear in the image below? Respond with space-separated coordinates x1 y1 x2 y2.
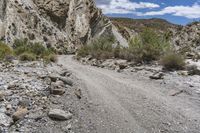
0 0 126 53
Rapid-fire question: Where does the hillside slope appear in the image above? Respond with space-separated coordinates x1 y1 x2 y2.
110 17 181 39
172 22 200 56
0 0 127 53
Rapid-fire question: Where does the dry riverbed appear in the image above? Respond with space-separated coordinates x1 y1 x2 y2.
1 56 200 133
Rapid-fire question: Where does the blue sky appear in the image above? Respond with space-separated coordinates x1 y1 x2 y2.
95 0 200 25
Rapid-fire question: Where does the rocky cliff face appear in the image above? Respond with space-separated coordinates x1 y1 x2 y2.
0 0 127 53
172 22 200 55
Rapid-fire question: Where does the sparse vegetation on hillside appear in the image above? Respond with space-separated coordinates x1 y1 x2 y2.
77 28 171 63
77 36 116 59
13 38 57 62
110 17 180 34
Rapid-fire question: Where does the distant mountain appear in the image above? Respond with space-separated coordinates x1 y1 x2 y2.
110 17 181 39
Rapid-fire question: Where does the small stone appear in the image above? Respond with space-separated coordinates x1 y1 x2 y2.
48 109 72 121
49 74 59 82
55 80 65 87
59 77 73 86
187 65 200 75
178 71 188 76
12 107 28 122
18 99 31 108
60 69 71 77
50 83 65 95
149 72 164 80
0 112 12 127
51 88 65 95
6 104 12 110
7 83 17 90
74 89 82 99
0 91 4 101
119 64 127 70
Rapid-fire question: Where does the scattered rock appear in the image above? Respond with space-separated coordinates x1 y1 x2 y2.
50 88 65 95
59 77 73 86
55 80 65 87
60 69 71 77
170 90 185 96
18 99 31 108
178 71 188 76
50 82 65 95
74 89 82 99
149 72 164 80
0 112 12 127
49 74 59 82
187 65 200 75
7 82 18 90
0 91 4 101
119 64 127 70
6 104 12 110
48 109 72 121
12 107 28 122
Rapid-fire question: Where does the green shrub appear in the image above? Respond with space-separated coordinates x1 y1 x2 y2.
19 52 36 61
77 46 90 57
13 39 46 57
0 42 13 60
13 38 56 62
77 29 170 63
77 36 115 59
13 38 30 56
29 42 46 56
160 52 185 71
128 28 170 63
43 54 57 63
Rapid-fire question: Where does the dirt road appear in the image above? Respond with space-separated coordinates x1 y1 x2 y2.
58 55 200 133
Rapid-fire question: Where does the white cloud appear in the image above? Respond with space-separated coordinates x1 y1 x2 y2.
139 4 200 19
96 0 160 14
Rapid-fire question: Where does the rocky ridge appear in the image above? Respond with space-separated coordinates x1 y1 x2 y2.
0 0 127 53
110 17 180 40
172 22 200 56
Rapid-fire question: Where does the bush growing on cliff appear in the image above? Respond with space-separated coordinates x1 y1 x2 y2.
0 41 13 60
13 38 56 62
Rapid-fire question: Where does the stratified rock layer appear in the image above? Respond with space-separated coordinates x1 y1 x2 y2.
0 0 127 53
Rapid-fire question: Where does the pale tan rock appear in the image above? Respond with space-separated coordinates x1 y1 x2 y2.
12 107 28 121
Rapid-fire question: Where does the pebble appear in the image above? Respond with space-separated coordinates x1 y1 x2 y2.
12 107 28 122
50 83 65 95
0 112 12 126
59 77 73 86
149 72 164 80
0 91 4 101
48 109 72 121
